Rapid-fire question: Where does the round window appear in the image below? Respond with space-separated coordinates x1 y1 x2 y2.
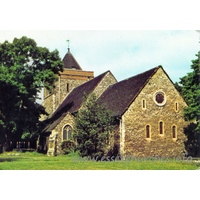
153 91 166 106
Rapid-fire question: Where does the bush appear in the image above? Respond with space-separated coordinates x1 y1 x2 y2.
73 93 115 157
61 140 76 155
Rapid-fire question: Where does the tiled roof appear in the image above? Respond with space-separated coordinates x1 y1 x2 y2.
62 49 82 70
97 66 161 117
41 66 161 134
42 71 111 133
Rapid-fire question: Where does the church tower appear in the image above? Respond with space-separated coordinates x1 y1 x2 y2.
41 47 94 120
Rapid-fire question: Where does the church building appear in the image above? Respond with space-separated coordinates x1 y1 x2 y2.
40 48 94 120
41 47 189 158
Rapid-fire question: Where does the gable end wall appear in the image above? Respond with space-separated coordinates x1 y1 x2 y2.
93 71 118 99
122 67 189 158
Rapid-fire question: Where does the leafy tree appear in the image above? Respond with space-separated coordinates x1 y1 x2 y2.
0 36 63 150
178 52 200 129
73 93 114 158
176 52 200 156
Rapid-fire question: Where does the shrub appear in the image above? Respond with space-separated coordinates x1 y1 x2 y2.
61 140 76 155
73 93 115 158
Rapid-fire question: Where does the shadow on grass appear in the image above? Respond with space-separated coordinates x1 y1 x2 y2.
0 157 28 162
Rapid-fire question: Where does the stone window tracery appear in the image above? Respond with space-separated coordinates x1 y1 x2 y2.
63 125 72 140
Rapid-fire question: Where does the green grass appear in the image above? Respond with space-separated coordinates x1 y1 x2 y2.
0 151 199 170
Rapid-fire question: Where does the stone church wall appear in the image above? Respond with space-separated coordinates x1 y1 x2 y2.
41 77 89 120
53 78 88 112
93 71 117 99
40 94 53 121
59 79 88 104
50 71 118 155
54 113 75 155
122 68 189 158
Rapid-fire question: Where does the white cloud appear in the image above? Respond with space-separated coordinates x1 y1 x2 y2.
69 30 199 82
0 30 199 104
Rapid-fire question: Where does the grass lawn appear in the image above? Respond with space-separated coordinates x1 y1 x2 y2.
0 151 199 170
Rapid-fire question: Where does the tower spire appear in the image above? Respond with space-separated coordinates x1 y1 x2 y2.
66 40 70 52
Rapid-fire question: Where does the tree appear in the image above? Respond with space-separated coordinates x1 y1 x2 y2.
0 36 63 150
178 52 200 129
73 93 114 158
176 52 200 156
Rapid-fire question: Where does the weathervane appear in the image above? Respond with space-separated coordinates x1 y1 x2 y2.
66 40 70 49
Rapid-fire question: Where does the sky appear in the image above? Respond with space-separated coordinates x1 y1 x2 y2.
0 30 199 104
1 1 200 197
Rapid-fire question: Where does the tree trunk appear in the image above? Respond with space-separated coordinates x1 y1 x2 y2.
5 134 11 151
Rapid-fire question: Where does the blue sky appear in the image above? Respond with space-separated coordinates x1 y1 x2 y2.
0 30 199 103
1 0 200 195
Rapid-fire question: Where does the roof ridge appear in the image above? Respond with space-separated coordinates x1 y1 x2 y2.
97 66 160 117
117 66 161 84
121 66 160 115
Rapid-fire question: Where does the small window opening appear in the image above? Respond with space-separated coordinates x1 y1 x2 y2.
143 99 146 109
175 102 178 111
67 83 69 92
146 125 150 138
160 121 163 134
172 126 176 139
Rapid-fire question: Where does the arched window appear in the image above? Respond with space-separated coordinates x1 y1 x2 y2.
146 125 150 139
63 125 72 140
159 121 163 134
172 126 177 139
